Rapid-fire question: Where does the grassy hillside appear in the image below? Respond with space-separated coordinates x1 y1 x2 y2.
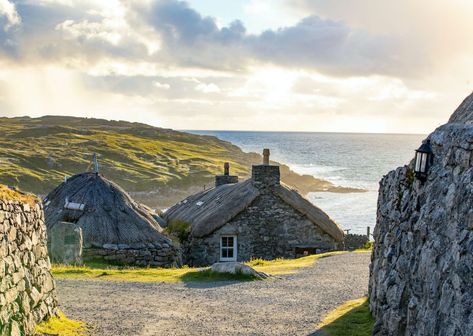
0 116 363 207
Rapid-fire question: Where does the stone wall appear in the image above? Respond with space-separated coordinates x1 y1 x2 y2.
215 175 238 187
252 165 280 189
369 95 473 335
83 242 181 267
0 198 57 336
344 233 369 250
186 192 339 266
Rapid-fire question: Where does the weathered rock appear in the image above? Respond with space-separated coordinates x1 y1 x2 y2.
0 196 57 335
210 262 269 279
369 92 473 335
49 221 83 264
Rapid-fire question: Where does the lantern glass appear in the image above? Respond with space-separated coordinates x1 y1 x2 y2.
414 140 433 180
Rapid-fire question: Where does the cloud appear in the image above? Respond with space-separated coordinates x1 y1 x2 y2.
0 0 413 78
195 82 220 93
0 0 470 134
136 0 406 76
153 81 170 90
0 0 20 30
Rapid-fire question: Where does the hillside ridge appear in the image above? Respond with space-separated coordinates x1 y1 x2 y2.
0 115 364 208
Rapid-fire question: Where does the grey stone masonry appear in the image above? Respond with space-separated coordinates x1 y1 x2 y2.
0 198 58 336
215 175 239 187
82 243 181 267
252 165 280 189
344 233 369 250
215 162 239 187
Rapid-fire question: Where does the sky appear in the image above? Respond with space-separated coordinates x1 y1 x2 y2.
0 0 472 133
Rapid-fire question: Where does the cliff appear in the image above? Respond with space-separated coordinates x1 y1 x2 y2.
369 93 473 335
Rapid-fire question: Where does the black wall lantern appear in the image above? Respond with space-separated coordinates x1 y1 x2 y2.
414 139 433 181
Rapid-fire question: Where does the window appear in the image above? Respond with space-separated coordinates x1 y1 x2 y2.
220 235 237 262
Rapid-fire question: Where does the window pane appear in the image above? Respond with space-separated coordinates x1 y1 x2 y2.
222 249 228 258
222 237 227 247
228 237 234 246
228 249 233 258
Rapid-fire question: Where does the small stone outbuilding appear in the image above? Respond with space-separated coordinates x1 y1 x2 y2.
164 150 344 266
44 172 181 267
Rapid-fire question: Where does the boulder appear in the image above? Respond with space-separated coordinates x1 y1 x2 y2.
49 221 83 264
210 262 270 279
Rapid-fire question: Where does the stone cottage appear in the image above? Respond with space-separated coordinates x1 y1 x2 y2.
164 149 344 266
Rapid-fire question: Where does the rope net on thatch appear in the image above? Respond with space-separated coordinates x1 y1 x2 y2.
44 172 172 247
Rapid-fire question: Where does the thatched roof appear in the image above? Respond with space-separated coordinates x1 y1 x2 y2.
273 184 344 241
164 180 344 241
164 179 260 238
44 172 172 247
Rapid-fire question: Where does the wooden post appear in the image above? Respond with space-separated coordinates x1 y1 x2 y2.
367 226 371 239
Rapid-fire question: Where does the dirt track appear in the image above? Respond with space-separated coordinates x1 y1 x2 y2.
56 252 370 336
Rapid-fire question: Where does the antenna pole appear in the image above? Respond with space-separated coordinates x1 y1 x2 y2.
93 153 99 173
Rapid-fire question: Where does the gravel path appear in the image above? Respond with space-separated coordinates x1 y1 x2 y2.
56 252 370 336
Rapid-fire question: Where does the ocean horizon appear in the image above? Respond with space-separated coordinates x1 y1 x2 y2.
189 130 426 235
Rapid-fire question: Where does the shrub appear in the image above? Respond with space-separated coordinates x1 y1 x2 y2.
164 220 191 243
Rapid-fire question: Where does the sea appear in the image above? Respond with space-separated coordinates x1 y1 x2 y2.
189 131 426 235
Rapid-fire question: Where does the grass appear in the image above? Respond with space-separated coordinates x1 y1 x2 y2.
247 251 347 275
0 115 358 207
0 184 37 204
52 252 345 283
35 311 88 336
52 264 258 283
317 297 374 336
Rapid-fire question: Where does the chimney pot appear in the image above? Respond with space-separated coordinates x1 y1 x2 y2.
263 148 270 165
224 162 230 176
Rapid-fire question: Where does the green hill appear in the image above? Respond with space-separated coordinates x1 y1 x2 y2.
0 116 363 208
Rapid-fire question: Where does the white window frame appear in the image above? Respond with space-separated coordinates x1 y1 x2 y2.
220 235 237 262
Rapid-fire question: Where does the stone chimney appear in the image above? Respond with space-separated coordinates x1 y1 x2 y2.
252 148 280 188
215 162 239 187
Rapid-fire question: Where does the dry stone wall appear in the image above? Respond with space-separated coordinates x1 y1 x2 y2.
83 242 181 267
369 94 473 335
0 198 57 336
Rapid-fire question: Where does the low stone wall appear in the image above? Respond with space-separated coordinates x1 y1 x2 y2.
0 198 58 336
83 243 181 267
344 233 369 250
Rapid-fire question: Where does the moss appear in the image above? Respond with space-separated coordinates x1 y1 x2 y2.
35 311 88 336
0 184 38 205
317 297 374 336
406 167 415 185
164 220 191 243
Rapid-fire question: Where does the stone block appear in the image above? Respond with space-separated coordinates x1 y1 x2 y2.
49 221 83 265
